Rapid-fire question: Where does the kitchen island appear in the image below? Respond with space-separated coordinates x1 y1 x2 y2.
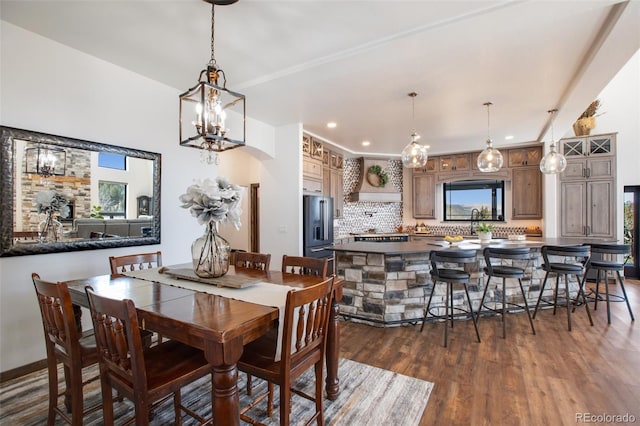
332 237 612 326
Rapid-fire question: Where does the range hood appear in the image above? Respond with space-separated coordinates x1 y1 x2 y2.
350 158 402 203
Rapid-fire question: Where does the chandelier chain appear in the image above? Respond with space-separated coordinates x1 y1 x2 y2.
484 101 493 140
209 3 217 67
548 108 558 144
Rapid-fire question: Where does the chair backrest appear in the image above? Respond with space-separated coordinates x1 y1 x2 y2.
32 273 82 360
586 243 630 257
541 245 590 270
282 255 328 278
483 247 530 274
109 251 162 274
234 252 271 271
430 249 477 270
85 288 147 393
281 276 334 369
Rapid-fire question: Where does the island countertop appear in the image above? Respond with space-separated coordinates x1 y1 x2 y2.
331 237 616 255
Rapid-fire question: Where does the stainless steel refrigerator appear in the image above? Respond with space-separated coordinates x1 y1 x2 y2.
303 195 334 272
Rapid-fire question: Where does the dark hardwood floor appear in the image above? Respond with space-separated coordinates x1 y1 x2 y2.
339 279 640 426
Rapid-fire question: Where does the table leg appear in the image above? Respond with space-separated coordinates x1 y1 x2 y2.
205 336 244 426
326 299 341 400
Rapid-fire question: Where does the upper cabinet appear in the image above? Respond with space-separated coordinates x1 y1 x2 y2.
438 153 471 172
511 166 542 219
413 174 435 219
559 133 615 158
508 146 542 167
302 133 343 208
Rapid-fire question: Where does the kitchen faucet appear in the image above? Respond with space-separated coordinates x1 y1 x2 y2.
470 208 480 235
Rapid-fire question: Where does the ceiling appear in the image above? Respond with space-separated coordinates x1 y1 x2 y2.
1 0 639 158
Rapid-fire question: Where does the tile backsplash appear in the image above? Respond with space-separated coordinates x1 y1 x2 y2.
336 158 403 235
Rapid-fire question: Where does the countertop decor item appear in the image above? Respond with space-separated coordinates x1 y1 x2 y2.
475 222 494 243
179 176 243 277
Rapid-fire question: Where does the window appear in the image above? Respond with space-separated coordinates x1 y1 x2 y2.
98 152 126 170
443 180 504 221
98 181 126 218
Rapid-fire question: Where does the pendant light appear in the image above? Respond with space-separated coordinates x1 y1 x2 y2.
401 92 428 168
539 108 567 174
179 0 246 165
476 101 503 172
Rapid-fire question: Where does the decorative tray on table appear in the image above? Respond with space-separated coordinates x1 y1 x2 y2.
158 267 261 288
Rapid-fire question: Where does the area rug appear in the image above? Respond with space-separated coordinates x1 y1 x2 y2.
0 358 433 425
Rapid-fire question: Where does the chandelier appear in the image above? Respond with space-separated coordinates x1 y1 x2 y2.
179 0 245 165
401 92 428 168
25 145 66 179
539 108 567 174
476 101 504 172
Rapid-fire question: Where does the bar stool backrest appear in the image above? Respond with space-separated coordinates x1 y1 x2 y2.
586 243 630 259
430 249 477 276
483 247 530 273
542 245 590 268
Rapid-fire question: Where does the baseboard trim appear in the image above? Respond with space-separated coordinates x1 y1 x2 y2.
0 359 47 383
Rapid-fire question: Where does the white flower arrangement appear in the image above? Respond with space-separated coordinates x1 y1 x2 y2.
35 190 69 217
179 177 243 229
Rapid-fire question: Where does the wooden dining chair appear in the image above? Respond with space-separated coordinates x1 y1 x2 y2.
238 276 335 425
85 287 213 426
234 251 271 271
281 255 328 278
31 273 102 426
108 251 162 274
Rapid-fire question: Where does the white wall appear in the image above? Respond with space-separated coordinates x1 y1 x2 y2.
0 22 294 372
542 50 640 238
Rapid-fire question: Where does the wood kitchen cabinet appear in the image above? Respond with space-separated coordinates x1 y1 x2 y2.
413 157 437 173
439 154 471 172
511 166 542 219
558 133 616 239
303 156 323 195
560 179 615 239
322 156 343 218
413 174 436 219
560 133 615 158
508 146 542 167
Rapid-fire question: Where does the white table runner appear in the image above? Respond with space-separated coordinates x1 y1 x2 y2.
122 265 297 361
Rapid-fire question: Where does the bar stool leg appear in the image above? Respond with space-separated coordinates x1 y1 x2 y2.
444 282 450 347
594 269 601 311
562 274 572 331
533 272 550 319
616 271 635 321
478 276 492 321
577 274 594 327
604 270 612 324
463 284 481 343
517 277 536 335
449 283 455 331
420 281 437 332
502 277 507 339
554 275 561 316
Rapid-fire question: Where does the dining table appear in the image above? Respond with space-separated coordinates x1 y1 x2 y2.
65 265 343 426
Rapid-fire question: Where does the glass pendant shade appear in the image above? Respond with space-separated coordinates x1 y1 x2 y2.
540 143 567 174
401 132 428 168
477 101 503 172
477 138 503 172
539 109 566 174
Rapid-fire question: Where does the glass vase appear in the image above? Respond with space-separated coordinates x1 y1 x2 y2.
192 221 230 278
38 213 62 243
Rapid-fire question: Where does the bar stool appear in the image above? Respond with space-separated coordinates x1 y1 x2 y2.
533 245 594 331
583 243 634 324
420 249 481 347
478 247 536 338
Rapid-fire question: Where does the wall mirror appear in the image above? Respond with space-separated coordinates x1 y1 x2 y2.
1 126 161 256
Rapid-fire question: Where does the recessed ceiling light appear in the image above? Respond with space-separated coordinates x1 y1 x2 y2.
505 135 514 140
327 122 337 128
362 140 371 146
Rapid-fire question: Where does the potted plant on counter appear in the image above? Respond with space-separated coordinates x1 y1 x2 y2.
476 222 494 243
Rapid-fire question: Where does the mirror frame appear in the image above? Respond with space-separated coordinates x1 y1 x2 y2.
0 126 161 256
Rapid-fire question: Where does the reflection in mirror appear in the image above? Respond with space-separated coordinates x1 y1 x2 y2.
1 126 161 256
